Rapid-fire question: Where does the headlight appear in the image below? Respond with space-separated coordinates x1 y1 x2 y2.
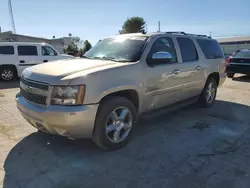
51 85 85 105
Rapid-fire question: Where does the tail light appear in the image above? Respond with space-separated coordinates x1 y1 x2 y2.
225 58 230 65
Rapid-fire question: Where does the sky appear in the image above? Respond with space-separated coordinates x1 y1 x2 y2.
0 0 250 45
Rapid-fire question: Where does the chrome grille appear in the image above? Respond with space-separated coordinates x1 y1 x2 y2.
20 78 49 105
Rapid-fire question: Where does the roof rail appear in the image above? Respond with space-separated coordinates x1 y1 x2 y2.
165 31 186 35
118 32 143 36
186 33 211 38
165 31 211 38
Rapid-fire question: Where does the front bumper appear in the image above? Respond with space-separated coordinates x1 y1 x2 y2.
16 93 99 138
226 64 250 75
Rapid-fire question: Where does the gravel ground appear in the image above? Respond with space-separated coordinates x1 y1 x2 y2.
0 75 250 188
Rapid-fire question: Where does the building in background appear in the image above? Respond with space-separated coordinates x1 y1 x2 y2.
217 36 250 56
0 31 72 53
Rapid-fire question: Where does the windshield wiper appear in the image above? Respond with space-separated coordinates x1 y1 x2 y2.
92 56 118 61
90 56 130 62
92 56 114 60
82 55 92 59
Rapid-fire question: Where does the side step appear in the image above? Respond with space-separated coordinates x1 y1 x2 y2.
140 96 199 119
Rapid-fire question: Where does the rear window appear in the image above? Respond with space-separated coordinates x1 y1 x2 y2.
233 51 250 58
17 46 38 56
177 37 198 62
0 46 14 55
197 39 224 59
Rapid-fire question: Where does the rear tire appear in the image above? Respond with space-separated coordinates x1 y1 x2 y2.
92 96 137 151
227 73 235 78
0 66 17 81
198 77 217 108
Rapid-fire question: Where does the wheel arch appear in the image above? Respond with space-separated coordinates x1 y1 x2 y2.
98 89 140 113
207 72 220 86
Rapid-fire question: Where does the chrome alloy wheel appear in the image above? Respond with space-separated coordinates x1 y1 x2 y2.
1 69 14 81
105 107 133 143
206 82 216 103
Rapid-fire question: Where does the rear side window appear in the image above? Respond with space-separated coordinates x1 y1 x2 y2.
18 46 38 56
177 38 198 62
0 46 14 55
197 39 224 59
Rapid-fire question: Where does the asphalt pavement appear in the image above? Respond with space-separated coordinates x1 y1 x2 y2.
0 75 250 188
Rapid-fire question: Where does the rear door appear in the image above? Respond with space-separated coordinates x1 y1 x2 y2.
17 45 41 74
175 37 206 99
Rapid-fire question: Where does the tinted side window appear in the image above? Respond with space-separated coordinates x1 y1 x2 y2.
147 37 177 63
197 39 224 59
0 46 14 55
18 46 38 56
177 38 198 62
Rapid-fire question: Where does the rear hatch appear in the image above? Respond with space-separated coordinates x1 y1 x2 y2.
230 50 250 65
229 58 250 64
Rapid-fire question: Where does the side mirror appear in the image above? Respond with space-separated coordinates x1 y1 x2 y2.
152 52 172 61
147 52 172 66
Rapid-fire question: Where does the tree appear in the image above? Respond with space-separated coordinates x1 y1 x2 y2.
64 36 83 56
119 17 147 34
71 36 83 49
82 40 92 54
65 44 77 55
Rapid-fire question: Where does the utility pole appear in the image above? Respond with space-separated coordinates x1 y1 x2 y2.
157 21 161 32
209 32 212 37
8 0 16 34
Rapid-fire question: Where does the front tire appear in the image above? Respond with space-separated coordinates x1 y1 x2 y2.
198 77 217 108
0 66 16 81
227 73 235 78
92 96 137 151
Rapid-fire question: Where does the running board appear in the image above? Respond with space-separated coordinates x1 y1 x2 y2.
140 96 199 119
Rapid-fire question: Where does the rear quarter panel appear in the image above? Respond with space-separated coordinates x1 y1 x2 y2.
0 44 19 76
192 38 226 87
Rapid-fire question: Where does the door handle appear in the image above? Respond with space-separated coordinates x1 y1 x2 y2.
195 66 202 70
43 60 48 62
172 69 181 74
20 60 25 63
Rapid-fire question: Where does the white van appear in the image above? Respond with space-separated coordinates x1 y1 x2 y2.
0 42 74 81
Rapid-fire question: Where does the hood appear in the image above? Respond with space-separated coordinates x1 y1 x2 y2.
22 58 125 85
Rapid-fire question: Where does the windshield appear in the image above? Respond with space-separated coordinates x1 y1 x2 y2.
233 51 250 58
84 36 148 62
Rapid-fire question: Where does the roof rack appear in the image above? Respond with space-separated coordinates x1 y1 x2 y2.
165 31 186 35
165 31 211 38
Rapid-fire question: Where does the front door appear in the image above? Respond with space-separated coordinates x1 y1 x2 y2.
143 37 188 111
17 45 41 75
41 45 60 62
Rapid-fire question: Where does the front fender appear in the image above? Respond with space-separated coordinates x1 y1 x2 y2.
69 63 144 106
84 79 143 105
96 85 141 102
